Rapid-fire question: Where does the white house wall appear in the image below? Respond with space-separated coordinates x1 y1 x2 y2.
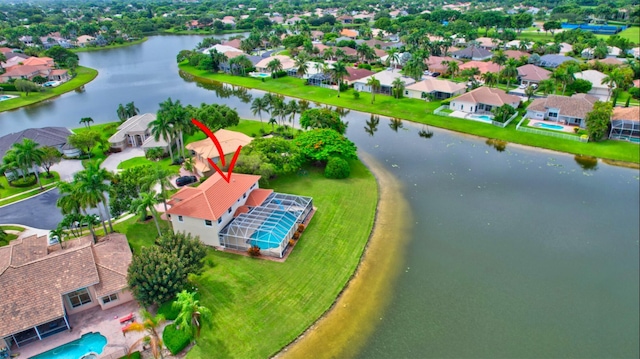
449 100 478 113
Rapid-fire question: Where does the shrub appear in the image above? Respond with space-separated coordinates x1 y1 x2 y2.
292 232 300 240
162 324 191 355
629 87 640 99
573 127 580 133
298 224 305 232
357 63 372 70
248 245 261 257
145 147 165 161
288 239 296 246
324 157 351 179
441 100 451 106
157 300 180 320
118 352 141 359
0 83 17 91
353 90 360 99
10 175 37 187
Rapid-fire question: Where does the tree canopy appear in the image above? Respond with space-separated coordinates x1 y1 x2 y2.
299 108 348 134
585 101 613 142
294 129 358 163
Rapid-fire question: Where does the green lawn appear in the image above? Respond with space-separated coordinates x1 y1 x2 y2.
117 156 181 175
72 38 148 53
113 160 377 358
616 26 640 43
73 122 119 161
0 225 23 247
184 119 288 145
179 64 640 164
0 172 60 202
0 66 98 113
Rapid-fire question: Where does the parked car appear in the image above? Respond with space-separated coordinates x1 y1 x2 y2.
518 83 527 89
431 72 441 77
176 175 197 187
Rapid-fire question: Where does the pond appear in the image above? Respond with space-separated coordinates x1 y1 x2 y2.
0 36 637 359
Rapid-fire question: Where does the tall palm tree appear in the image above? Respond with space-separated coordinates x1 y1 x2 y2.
602 68 625 101
130 192 162 237
446 61 459 78
124 310 166 359
125 102 139 117
502 58 519 90
294 57 308 78
144 166 173 213
116 103 128 122
298 99 310 114
391 77 405 99
79 117 94 128
173 290 212 339
9 138 45 189
251 96 269 129
492 50 508 84
366 76 381 103
323 47 334 61
538 79 555 96
266 58 283 76
152 99 178 162
330 61 348 98
334 48 346 62
550 68 565 95
74 161 114 234
287 100 300 134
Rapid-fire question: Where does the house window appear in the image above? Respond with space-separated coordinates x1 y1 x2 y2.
102 293 118 304
243 193 247 199
205 220 213 227
461 105 464 110
67 288 92 308
217 218 222 224
178 215 184 222
250 183 256 189
548 112 558 118
405 90 408 95
228 207 232 213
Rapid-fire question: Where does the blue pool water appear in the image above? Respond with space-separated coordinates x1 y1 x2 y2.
468 115 493 123
0 95 14 101
32 332 107 359
535 122 565 131
250 210 297 249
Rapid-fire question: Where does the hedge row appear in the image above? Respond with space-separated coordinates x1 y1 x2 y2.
163 323 191 355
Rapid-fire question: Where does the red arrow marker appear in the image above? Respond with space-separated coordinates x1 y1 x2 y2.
191 118 242 183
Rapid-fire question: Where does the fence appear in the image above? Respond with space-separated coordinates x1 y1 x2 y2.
433 105 450 116
492 111 520 128
516 117 589 142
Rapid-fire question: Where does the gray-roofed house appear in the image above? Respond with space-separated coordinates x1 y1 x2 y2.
353 69 416 95
0 127 80 159
526 93 598 128
451 46 493 61
108 113 171 152
537 54 578 68
0 233 134 351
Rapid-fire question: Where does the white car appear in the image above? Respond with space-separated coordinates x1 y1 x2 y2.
518 83 527 89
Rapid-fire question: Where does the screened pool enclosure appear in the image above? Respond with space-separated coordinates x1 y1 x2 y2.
219 193 313 257
609 118 640 143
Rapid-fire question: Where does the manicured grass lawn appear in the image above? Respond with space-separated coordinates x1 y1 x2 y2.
117 156 181 175
0 172 60 201
72 38 148 53
0 66 98 113
107 216 172 254
185 119 288 145
179 64 640 164
516 32 556 43
73 122 119 161
184 160 377 359
0 225 25 231
616 26 640 43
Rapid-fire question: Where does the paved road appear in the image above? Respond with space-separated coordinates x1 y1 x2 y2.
0 189 104 230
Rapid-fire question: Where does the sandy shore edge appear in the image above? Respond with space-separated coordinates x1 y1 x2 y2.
274 152 413 359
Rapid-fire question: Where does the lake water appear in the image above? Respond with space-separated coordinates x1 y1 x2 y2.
0 36 638 358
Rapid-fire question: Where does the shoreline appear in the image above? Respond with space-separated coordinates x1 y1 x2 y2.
0 66 98 113
178 66 640 165
274 152 412 359
71 37 148 53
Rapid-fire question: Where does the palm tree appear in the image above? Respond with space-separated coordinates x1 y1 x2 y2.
152 99 178 162
130 192 162 237
79 117 94 128
492 50 508 84
502 59 519 90
74 161 114 234
366 76 381 103
446 61 459 78
391 77 405 99
538 79 555 96
334 48 346 62
49 228 66 249
251 97 269 129
294 57 308 78
298 99 310 114
268 117 278 133
602 68 625 102
287 100 300 135
8 138 45 189
330 61 348 98
387 48 401 70
266 58 283 76
124 310 166 359
125 102 139 117
550 68 565 95
144 166 173 213
116 104 128 122
323 47 334 61
173 290 212 339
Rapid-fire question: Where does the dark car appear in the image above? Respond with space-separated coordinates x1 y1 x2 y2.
431 72 441 77
176 175 198 187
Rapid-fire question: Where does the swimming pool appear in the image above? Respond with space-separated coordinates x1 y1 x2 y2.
534 122 565 131
31 332 107 359
42 81 61 87
250 72 270 78
0 95 17 101
250 210 297 249
468 114 493 123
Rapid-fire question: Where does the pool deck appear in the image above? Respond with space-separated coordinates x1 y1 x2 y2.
527 119 576 133
12 301 146 359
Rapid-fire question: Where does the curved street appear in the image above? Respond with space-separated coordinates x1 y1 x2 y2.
0 189 63 230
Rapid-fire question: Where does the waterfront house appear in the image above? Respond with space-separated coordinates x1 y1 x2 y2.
344 67 375 86
0 233 133 351
353 69 416 95
167 172 313 258
186 129 253 177
525 93 598 128
404 78 466 100
449 87 521 114
573 70 610 101
0 127 80 160
609 106 640 141
108 113 171 152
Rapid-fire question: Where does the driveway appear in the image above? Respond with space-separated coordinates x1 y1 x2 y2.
100 147 145 172
50 159 84 181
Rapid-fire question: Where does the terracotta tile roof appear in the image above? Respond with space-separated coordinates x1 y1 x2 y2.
406 78 466 94
345 67 374 82
49 69 68 75
245 188 273 206
255 55 296 70
453 87 521 107
167 172 261 220
222 39 242 50
517 64 551 82
527 94 597 119
588 57 625 66
633 79 640 88
21 56 54 67
0 236 100 338
186 129 252 159
612 107 640 122
340 29 358 38
0 47 13 54
2 64 49 77
459 61 501 74
224 51 246 59
425 56 460 66
504 50 530 59
233 205 251 217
